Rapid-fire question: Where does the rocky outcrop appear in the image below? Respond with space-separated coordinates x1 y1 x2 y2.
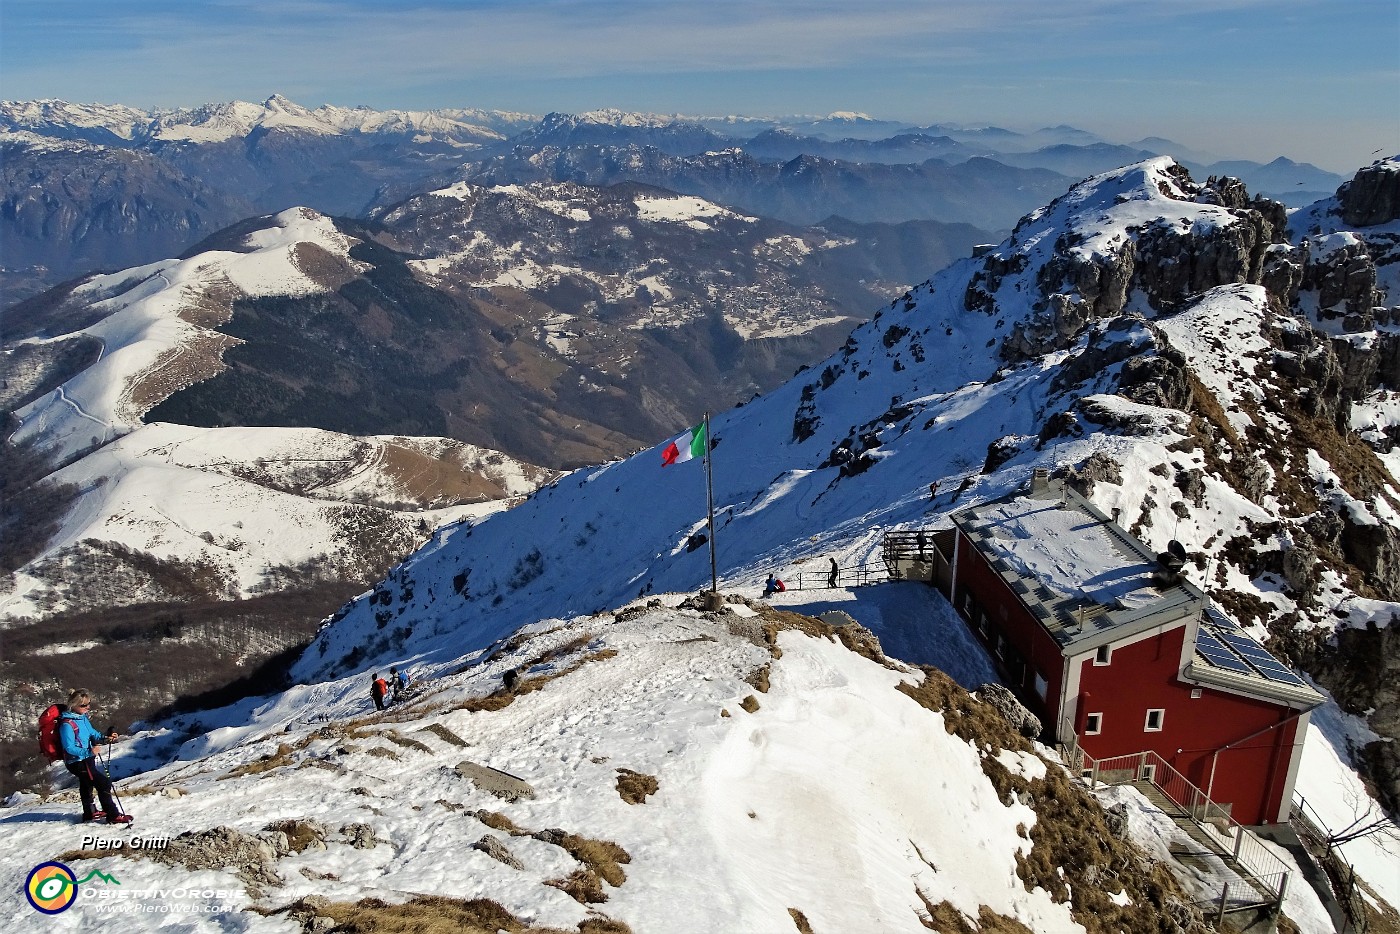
1338 160 1400 227
1339 517 1400 600
1301 233 1379 327
978 683 1042 738
151 826 284 896
995 166 1289 362
1295 620 1400 814
454 760 536 801
1132 204 1279 313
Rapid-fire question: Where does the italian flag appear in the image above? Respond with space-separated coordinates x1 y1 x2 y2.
661 420 707 466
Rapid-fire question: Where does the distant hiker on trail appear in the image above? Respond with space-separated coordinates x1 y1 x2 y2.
390 667 410 704
56 690 131 824
929 481 939 500
827 557 839 588
763 574 786 598
371 674 389 711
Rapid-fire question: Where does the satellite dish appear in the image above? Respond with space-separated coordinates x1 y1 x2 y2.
1167 540 1187 561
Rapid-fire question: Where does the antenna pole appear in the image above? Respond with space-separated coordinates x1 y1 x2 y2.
703 412 718 594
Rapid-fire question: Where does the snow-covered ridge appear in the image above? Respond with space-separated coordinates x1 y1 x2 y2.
0 422 552 622
0 95 537 146
13 208 357 461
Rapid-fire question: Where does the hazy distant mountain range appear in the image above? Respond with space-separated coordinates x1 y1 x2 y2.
1 96 1348 307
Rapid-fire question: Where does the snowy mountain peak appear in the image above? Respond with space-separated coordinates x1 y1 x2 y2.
0 98 147 137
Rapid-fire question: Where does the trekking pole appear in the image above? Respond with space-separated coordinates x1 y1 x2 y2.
101 737 125 817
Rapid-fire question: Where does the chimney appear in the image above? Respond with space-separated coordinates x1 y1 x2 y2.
1030 467 1050 494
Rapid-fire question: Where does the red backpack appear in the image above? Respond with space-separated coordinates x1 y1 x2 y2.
38 704 72 762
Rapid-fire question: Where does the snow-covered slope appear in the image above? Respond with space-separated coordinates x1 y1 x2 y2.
0 424 551 621
5 598 1306 933
294 158 1301 680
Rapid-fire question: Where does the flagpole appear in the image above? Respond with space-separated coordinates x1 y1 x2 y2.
703 411 718 594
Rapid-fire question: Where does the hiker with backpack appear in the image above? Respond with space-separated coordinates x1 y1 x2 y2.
371 673 389 711
390 666 410 704
43 690 131 824
763 573 786 598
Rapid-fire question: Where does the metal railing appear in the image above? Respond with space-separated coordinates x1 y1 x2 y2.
1068 744 1292 914
1291 793 1370 933
781 561 889 592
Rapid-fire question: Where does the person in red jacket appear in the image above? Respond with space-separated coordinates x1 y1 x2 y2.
370 674 389 711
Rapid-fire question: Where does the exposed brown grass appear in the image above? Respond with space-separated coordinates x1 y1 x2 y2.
897 667 1032 754
219 742 299 779
740 695 761 713
291 242 360 291
275 894 632 934
546 869 609 904
365 746 400 760
556 834 630 888
378 442 508 505
753 607 889 666
897 666 1205 934
916 897 1036 933
475 810 530 836
456 691 517 714
465 812 630 902
123 331 241 416
745 663 771 693
525 633 595 668
614 769 658 805
452 648 619 714
788 907 815 933
1359 876 1400 934
175 276 238 328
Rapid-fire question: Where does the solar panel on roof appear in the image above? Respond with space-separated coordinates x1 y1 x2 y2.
1195 631 1253 674
1203 607 1239 629
1219 632 1284 662
1252 663 1309 687
1197 619 1311 687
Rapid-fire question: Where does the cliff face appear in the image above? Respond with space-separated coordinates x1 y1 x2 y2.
1339 160 1400 227
0 137 255 304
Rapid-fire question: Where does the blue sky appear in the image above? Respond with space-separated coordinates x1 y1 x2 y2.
2 0 1396 172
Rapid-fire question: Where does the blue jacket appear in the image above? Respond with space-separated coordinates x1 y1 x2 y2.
58 711 108 764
